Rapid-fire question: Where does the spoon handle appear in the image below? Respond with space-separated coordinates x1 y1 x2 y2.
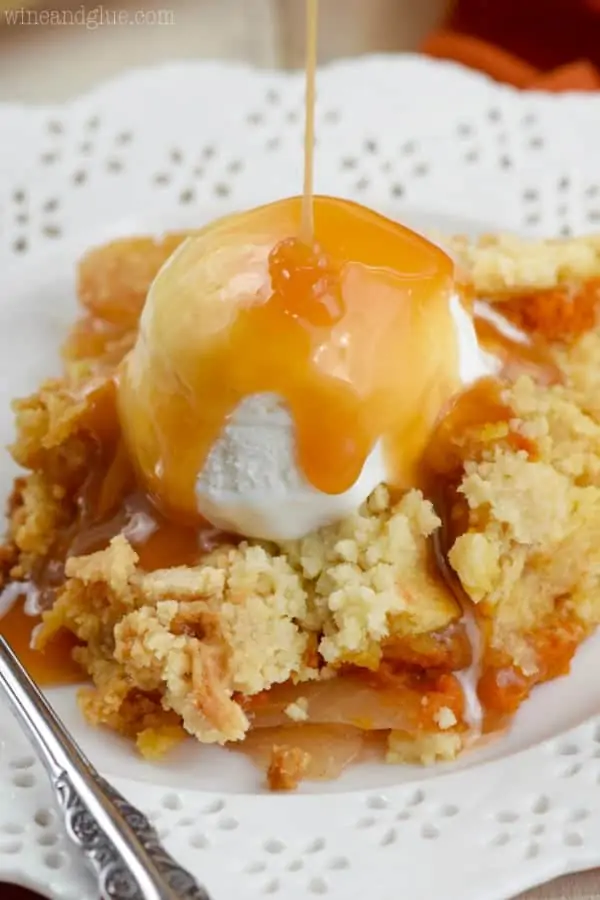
0 636 211 900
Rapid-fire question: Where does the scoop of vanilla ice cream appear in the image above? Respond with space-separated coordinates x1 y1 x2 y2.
195 294 495 541
118 199 499 544
196 393 387 540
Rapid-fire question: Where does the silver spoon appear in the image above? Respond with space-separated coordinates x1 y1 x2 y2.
0 636 212 900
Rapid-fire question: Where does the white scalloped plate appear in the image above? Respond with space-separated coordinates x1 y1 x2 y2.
3 56 600 900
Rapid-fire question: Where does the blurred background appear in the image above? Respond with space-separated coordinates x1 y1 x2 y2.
3 0 600 103
0 0 445 102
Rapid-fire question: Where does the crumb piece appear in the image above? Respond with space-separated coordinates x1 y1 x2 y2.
78 675 181 743
267 745 311 791
280 486 459 667
5 375 120 577
77 233 189 327
115 602 250 743
558 330 600 423
36 535 141 669
46 538 318 746
8 473 70 561
448 368 600 679
445 232 600 295
11 376 114 474
285 697 309 722
460 453 574 547
387 730 463 766
0 541 19 589
448 532 500 603
66 534 139 596
433 706 458 730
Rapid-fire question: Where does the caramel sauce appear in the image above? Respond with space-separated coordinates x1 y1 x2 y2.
474 309 562 385
68 489 212 572
423 356 555 738
381 621 472 672
118 196 462 520
477 612 587 732
0 600 82 686
301 0 318 243
0 389 227 686
0 480 223 687
423 371 545 737
425 377 513 484
498 279 600 344
64 383 228 571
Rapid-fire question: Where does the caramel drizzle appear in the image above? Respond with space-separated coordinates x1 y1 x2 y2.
301 0 318 244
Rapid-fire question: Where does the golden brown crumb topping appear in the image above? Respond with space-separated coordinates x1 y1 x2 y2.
267 745 312 791
4 228 600 777
446 232 600 295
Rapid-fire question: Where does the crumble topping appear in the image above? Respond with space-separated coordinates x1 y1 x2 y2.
285 697 309 722
280 485 458 667
5 229 600 777
433 706 458 730
449 357 600 677
35 484 457 746
446 232 600 295
267 745 311 791
386 730 463 766
39 536 317 744
77 233 188 325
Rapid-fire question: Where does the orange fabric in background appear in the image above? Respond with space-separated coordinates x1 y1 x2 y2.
421 0 600 90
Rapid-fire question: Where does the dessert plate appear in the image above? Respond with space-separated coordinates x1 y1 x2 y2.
2 56 600 900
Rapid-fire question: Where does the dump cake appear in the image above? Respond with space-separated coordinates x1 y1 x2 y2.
2 202 600 790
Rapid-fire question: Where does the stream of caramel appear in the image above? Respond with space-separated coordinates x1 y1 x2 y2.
301 0 318 243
